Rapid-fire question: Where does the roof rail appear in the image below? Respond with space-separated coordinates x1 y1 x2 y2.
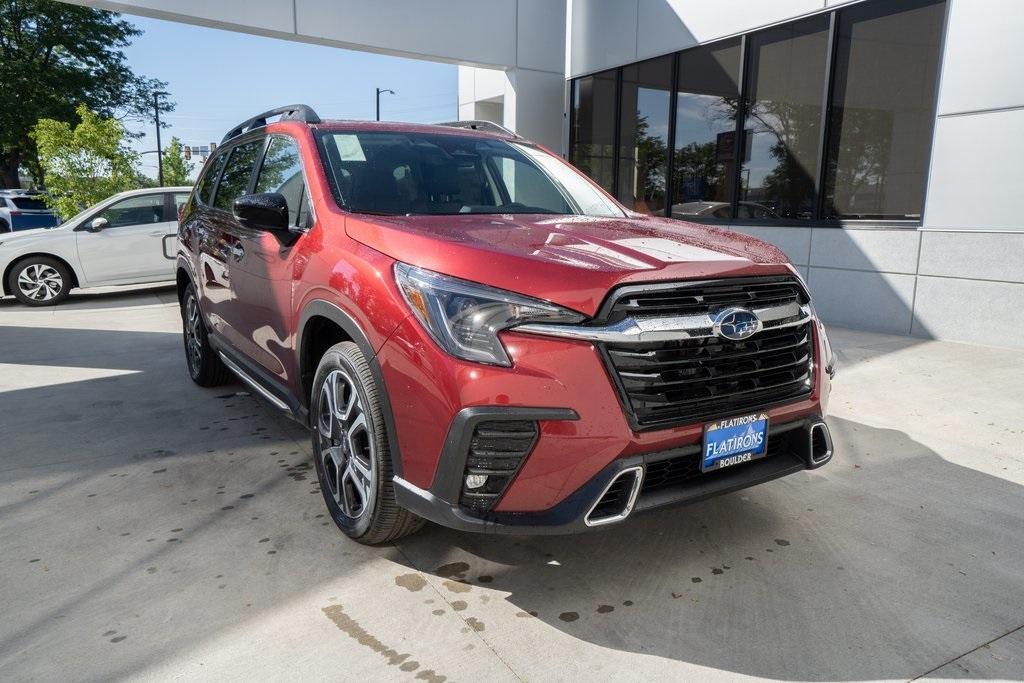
222 104 321 144
435 120 520 138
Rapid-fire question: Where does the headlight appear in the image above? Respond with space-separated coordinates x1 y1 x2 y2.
394 263 585 366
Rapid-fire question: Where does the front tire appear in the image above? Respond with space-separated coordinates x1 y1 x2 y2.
311 341 423 544
8 256 72 306
181 283 232 387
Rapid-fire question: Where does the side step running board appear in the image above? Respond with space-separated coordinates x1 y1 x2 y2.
218 351 290 411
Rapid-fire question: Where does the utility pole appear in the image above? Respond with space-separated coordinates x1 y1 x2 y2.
153 91 168 186
375 87 395 121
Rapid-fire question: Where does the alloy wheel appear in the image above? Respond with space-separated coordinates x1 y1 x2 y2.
17 264 63 302
317 369 376 519
184 295 203 373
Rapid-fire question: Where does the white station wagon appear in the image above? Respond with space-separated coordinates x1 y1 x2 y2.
0 186 191 306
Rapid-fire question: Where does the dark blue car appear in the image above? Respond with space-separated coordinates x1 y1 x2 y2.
0 191 61 233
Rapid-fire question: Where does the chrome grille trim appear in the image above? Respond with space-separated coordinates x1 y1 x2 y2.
516 302 811 344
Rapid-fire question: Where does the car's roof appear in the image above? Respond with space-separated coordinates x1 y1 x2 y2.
309 119 518 142
110 186 193 199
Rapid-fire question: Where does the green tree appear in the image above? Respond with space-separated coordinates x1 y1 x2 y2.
32 104 139 218
162 137 194 186
0 0 172 187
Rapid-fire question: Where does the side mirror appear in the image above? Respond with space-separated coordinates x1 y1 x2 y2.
233 193 290 232
88 217 108 232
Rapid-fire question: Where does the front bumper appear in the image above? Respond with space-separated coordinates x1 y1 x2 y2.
393 415 833 534
377 309 833 531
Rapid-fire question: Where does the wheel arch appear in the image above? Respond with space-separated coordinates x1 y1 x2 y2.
297 299 404 478
2 252 81 296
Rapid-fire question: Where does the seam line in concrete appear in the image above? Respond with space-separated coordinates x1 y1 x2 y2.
909 623 1024 681
908 231 924 336
938 103 1024 119
807 264 1024 286
392 544 524 681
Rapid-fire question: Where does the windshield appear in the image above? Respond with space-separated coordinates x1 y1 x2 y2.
317 131 624 218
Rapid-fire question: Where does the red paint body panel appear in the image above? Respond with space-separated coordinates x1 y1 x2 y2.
180 118 831 523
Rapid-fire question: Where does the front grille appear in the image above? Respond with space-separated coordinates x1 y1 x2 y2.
599 277 814 430
606 277 805 323
459 420 538 514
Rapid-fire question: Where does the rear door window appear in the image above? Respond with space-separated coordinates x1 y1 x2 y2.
196 152 228 206
213 141 262 211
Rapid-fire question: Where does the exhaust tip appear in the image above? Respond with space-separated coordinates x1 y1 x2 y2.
585 466 643 527
809 422 834 465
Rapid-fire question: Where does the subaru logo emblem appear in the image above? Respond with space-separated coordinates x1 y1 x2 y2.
713 307 763 341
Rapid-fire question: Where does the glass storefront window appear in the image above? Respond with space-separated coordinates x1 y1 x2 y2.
670 38 742 221
617 55 673 215
566 0 946 225
570 70 617 193
739 15 830 220
823 0 946 220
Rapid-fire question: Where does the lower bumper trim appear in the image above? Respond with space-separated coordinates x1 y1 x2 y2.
398 416 833 535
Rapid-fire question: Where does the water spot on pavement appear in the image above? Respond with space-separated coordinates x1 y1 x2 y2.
559 612 579 622
442 580 471 594
110 636 127 643
146 567 157 574
171 528 183 533
239 494 254 499
434 562 469 579
395 574 427 592
400 661 419 672
623 600 633 606
712 568 724 575
691 577 702 583
152 469 166 474
321 604 447 679
450 600 467 611
431 609 444 616
258 538 270 543
774 539 790 546
221 506 234 510
477 575 493 583
103 630 116 636
29 559 40 563
465 617 484 632
596 605 614 614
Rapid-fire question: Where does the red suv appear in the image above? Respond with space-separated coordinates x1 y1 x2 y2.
177 105 836 544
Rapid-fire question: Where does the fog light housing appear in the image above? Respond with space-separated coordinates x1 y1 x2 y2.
464 474 488 489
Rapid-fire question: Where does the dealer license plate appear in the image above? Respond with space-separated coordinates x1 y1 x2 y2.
701 413 769 472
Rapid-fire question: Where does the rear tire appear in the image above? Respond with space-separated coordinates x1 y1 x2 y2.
181 283 232 387
8 256 72 306
311 341 423 545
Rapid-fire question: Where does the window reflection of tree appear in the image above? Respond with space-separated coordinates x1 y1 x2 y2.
672 96 737 204
744 98 821 219
824 108 893 218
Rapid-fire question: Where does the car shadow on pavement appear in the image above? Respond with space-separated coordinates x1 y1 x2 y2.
394 416 1024 680
0 282 176 311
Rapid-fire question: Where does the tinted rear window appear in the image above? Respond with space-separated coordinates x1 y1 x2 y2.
213 141 263 211
11 197 48 211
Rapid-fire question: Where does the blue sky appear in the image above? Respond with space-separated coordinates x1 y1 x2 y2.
121 16 457 179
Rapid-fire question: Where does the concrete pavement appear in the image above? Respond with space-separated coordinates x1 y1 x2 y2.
1 285 1022 681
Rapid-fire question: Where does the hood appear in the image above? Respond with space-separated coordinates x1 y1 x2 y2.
346 213 794 317
0 225 66 246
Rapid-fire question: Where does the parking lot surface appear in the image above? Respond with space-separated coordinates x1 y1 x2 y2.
1 285 1022 681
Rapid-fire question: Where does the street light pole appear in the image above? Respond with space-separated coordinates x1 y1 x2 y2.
375 87 395 121
153 91 168 186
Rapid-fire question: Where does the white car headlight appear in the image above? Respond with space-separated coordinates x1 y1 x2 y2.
394 263 585 366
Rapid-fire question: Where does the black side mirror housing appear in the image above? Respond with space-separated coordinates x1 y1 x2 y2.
233 193 290 232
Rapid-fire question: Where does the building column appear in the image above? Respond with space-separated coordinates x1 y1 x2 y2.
458 66 567 154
